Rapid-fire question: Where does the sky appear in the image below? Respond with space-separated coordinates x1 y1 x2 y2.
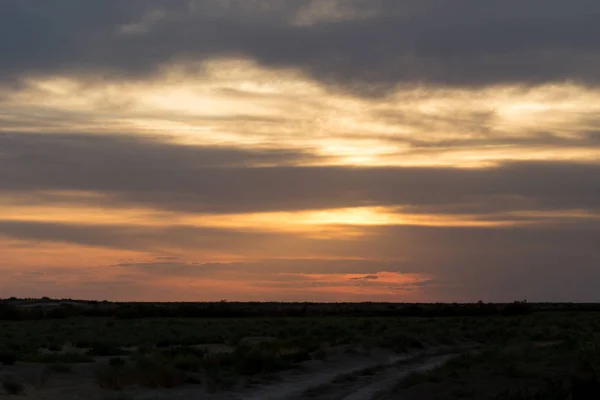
1 0 600 302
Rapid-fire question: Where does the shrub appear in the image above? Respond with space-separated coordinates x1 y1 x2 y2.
234 348 290 375
503 301 532 316
49 363 71 373
282 350 311 364
37 352 93 364
313 348 327 360
207 373 237 393
89 342 125 357
30 367 50 390
2 380 25 395
95 365 134 390
135 357 187 388
47 343 62 352
0 351 17 366
103 394 133 400
109 357 126 367
173 354 202 372
95 357 187 390
399 371 430 388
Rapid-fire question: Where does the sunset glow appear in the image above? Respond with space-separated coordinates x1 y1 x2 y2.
1 1 599 302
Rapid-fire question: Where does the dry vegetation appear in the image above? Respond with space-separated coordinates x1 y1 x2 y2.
1 302 600 398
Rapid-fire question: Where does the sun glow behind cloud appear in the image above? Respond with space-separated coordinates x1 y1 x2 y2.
1 199 551 236
3 59 600 168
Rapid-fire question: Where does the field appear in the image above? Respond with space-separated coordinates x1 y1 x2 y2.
1 301 600 399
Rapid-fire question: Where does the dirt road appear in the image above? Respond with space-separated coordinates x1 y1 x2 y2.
239 351 459 400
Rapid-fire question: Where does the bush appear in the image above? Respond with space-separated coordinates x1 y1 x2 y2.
503 301 532 316
233 347 292 376
95 365 135 390
0 351 17 366
49 363 71 373
95 357 187 390
313 348 327 360
30 367 50 389
103 394 133 400
36 352 93 364
2 380 25 395
173 354 202 372
89 342 125 357
135 357 187 388
109 357 126 367
282 350 311 363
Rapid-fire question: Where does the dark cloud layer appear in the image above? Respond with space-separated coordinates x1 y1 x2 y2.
1 1 600 92
1 133 599 216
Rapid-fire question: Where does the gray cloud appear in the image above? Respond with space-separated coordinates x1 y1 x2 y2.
114 259 403 275
0 132 318 173
1 1 600 92
411 279 439 287
2 132 600 217
349 275 379 280
0 220 290 253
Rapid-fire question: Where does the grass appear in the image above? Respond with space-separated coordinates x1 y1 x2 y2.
3 312 596 359
34 351 94 364
385 341 600 399
3 312 600 395
95 356 188 390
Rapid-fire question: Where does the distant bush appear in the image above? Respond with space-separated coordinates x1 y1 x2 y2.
503 301 532 316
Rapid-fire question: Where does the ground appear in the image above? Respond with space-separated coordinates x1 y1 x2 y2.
1 311 600 399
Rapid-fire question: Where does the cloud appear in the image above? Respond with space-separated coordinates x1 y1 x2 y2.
1 1 600 93
1 132 599 216
410 279 439 287
113 259 404 275
14 271 46 276
349 275 379 280
0 220 290 253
